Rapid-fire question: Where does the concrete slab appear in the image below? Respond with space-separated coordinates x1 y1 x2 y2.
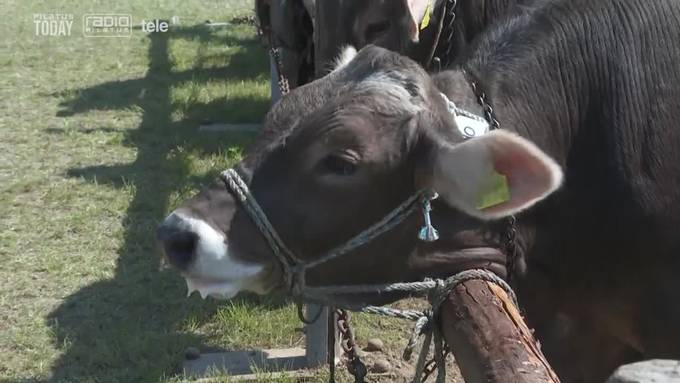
193 369 315 382
198 123 261 133
607 360 680 383
183 347 309 379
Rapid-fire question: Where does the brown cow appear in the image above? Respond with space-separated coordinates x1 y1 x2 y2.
314 0 527 76
258 0 528 95
255 0 315 95
159 0 680 381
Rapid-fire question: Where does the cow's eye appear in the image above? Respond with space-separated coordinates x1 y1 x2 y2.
365 20 391 42
322 153 358 176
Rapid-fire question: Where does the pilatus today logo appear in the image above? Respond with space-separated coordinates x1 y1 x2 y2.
33 13 74 37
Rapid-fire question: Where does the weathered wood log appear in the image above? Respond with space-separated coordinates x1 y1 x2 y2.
439 279 560 383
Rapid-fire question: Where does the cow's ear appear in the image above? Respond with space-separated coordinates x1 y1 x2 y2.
430 130 563 220
405 0 432 42
331 46 358 73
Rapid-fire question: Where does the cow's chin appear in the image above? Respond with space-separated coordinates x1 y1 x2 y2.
183 243 273 300
184 275 271 299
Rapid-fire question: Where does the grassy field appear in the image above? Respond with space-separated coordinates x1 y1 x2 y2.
0 1 423 382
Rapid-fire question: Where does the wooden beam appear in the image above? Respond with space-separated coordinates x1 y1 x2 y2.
440 279 561 383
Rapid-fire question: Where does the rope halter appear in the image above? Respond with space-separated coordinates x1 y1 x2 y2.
219 93 489 294
220 168 440 296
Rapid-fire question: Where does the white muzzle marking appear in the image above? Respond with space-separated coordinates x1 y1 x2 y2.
163 211 266 299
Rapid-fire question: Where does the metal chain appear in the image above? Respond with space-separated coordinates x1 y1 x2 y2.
336 309 367 383
505 215 518 283
431 0 458 70
421 345 451 382
230 15 256 26
464 72 519 283
270 45 291 96
467 79 501 131
251 5 290 97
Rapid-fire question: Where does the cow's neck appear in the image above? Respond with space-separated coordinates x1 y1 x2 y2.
433 65 581 164
458 10 594 168
428 11 596 281
466 77 578 169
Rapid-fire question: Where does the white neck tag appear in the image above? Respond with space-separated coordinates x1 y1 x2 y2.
440 93 490 138
455 115 489 138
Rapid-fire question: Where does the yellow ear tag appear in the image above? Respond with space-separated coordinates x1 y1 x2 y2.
420 0 433 30
476 171 511 210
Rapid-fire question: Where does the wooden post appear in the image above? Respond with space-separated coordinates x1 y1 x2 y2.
439 279 561 383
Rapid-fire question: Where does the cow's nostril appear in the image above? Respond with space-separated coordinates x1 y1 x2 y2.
163 231 199 269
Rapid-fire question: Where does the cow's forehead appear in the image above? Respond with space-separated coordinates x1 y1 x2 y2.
287 68 428 146
338 46 428 86
268 45 428 120
304 47 432 122
248 46 432 167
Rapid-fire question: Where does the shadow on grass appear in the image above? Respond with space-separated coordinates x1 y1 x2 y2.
44 25 277 382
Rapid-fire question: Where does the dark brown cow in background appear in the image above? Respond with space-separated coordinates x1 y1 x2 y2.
257 0 528 97
314 0 527 76
255 0 315 99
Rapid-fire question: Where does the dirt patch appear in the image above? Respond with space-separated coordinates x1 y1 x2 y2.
349 339 463 382
339 298 464 382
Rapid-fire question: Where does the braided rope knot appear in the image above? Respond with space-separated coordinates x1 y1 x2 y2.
404 313 432 361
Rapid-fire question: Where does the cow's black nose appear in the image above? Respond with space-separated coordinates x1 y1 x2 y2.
157 226 198 270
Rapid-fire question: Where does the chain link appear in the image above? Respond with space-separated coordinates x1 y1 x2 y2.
420 345 451 382
336 309 367 382
431 0 459 70
270 46 291 96
505 215 518 283
464 73 519 283
230 15 256 26
468 80 501 131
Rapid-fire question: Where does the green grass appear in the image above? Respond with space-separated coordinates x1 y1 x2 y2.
0 1 417 382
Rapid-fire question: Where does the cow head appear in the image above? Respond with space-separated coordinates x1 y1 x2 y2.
157 46 562 300
315 0 441 76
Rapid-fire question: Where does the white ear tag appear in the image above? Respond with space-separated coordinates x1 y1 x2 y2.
440 93 490 138
455 114 489 138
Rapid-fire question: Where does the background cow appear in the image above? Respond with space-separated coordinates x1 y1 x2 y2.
257 0 530 96
159 0 680 381
255 0 315 96
314 0 529 76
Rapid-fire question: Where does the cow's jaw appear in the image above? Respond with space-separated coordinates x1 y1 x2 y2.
160 211 268 299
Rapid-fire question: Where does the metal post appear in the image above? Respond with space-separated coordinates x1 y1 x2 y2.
270 54 282 105
305 304 341 368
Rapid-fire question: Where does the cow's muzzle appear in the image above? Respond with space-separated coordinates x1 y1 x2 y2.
156 208 267 299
